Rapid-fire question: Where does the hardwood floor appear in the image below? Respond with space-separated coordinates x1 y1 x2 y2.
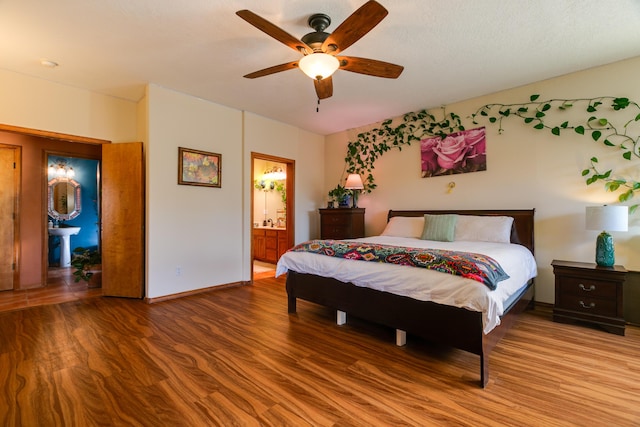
0 268 102 313
1 275 639 426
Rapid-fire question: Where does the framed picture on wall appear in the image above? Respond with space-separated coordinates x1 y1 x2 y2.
178 147 222 188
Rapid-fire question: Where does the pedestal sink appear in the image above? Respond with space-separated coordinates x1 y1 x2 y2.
48 227 81 267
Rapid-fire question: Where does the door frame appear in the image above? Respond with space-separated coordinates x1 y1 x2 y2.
251 152 295 280
42 149 102 277
0 124 110 288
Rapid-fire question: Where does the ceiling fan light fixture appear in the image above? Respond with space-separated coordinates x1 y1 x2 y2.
298 53 339 80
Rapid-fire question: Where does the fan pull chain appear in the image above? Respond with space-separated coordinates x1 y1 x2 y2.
316 98 320 113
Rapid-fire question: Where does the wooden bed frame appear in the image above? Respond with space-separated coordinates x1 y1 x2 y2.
286 209 536 387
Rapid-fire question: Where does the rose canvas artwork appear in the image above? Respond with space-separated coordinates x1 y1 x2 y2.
420 127 487 177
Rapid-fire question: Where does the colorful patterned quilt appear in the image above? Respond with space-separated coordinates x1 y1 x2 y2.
289 239 509 290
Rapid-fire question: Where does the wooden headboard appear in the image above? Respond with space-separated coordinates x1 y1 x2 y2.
388 209 536 254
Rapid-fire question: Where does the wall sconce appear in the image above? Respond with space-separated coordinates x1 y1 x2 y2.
48 161 75 179
345 173 364 208
585 205 628 267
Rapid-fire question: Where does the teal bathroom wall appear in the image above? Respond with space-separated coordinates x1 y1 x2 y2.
47 156 100 266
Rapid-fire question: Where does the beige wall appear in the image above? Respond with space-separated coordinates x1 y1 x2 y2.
145 87 325 297
242 112 325 282
325 56 640 304
0 69 137 142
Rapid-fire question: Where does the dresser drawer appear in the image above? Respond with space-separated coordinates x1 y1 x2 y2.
322 225 350 239
558 276 617 298
321 214 351 226
557 294 618 317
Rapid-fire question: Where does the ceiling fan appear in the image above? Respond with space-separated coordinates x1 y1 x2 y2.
236 0 404 100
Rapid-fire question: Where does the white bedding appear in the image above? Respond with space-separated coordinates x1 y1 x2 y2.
276 235 538 334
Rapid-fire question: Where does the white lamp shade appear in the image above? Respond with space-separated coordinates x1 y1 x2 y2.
344 173 364 190
585 205 628 232
298 53 340 80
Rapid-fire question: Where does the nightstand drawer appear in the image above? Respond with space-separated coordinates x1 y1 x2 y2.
551 260 627 335
558 276 617 298
557 294 618 317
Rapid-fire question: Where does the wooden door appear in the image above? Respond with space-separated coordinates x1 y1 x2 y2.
0 146 18 291
102 142 144 298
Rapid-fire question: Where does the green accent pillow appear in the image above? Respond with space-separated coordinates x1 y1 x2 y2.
420 214 458 242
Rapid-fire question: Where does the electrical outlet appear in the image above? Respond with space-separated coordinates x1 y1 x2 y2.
175 267 181 276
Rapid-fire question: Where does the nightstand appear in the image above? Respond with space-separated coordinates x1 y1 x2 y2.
319 208 365 239
552 260 627 335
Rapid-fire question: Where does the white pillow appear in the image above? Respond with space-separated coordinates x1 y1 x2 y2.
380 216 425 238
454 215 514 243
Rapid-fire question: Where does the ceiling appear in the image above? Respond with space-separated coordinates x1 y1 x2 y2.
2 0 640 136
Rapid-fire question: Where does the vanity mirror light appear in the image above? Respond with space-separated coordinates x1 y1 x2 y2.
48 177 82 220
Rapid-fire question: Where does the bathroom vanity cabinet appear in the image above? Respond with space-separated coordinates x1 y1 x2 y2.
253 227 288 264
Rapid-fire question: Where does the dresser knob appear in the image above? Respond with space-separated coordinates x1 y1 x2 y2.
579 301 595 309
579 284 595 292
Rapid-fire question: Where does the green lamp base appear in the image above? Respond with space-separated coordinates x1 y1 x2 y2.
595 231 615 267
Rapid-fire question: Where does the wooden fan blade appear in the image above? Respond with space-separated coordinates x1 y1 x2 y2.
314 77 333 99
243 61 299 79
337 56 404 78
321 1 388 55
237 10 312 55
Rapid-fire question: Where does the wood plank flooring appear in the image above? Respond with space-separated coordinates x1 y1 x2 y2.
0 268 102 313
1 275 639 426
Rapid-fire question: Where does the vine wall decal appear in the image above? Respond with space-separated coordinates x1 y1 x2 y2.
342 95 640 212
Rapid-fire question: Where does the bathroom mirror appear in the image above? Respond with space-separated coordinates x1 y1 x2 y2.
48 178 82 220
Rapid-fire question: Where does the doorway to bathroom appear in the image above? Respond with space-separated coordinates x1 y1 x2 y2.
251 153 294 281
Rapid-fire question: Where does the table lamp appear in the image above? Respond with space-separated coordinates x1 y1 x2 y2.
585 205 628 267
344 173 364 208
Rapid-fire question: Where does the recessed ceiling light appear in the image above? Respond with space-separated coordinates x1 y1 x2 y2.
40 59 59 68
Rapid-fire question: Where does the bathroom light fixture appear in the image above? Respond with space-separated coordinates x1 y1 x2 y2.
298 53 340 81
263 166 286 181
585 205 628 267
344 173 364 208
48 161 75 179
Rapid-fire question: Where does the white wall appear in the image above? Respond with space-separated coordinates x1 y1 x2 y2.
0 69 137 141
145 85 243 298
144 88 325 297
243 112 325 281
325 57 640 304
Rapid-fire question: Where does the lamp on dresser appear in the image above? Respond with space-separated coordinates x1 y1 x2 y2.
585 205 628 267
344 173 364 208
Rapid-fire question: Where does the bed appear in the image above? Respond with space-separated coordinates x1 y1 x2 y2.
277 209 536 387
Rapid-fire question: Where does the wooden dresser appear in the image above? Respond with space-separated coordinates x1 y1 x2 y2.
551 259 627 335
319 208 365 239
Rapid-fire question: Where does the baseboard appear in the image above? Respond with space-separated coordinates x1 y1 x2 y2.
145 281 249 304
